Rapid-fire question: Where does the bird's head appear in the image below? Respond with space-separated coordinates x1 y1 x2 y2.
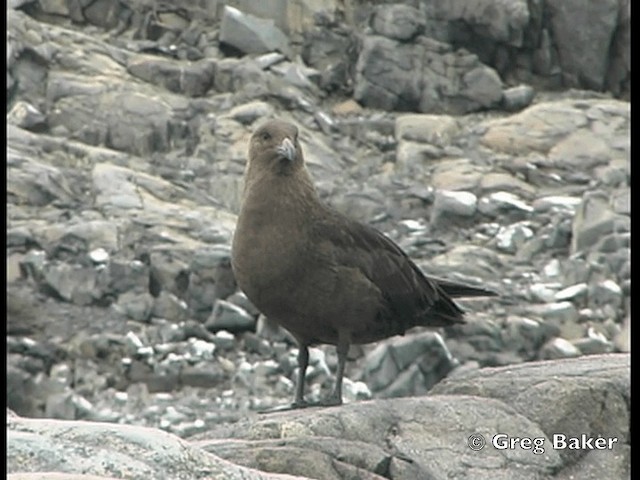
248 120 304 176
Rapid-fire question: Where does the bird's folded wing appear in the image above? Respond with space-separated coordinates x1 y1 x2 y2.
310 209 462 325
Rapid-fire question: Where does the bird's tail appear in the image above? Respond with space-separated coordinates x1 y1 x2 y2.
434 278 498 298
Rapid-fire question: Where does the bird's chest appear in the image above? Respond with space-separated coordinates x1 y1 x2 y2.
232 209 317 308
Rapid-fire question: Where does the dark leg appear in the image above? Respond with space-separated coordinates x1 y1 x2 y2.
323 334 349 406
257 343 311 413
292 343 309 407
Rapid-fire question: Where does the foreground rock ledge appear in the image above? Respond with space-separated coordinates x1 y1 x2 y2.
194 354 629 480
8 354 629 480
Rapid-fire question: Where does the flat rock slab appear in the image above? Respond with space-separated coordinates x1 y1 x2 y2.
7 411 308 480
194 354 629 480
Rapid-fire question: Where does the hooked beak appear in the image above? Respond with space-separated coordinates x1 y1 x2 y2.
276 137 296 162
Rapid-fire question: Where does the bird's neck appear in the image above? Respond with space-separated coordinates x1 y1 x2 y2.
241 167 320 218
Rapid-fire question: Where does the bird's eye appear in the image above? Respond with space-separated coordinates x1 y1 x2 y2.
261 131 271 141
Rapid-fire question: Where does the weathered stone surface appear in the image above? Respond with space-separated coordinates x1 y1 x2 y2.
7 410 305 480
220 6 292 58
355 35 502 114
194 355 629 480
127 55 215 97
546 0 619 90
434 354 629 469
432 0 530 46
371 4 425 41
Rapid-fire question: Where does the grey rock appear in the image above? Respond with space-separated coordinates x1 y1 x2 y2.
152 291 189 322
114 291 154 322
430 190 477 225
48 86 182 156
522 302 580 339
478 172 536 199
45 391 94 420
480 100 590 155
433 353 629 470
8 411 298 479
433 0 530 47
107 259 149 295
538 337 581 360
554 283 589 302
571 330 614 356
371 4 425 41
270 62 320 92
361 331 456 396
395 114 459 145
7 100 47 130
206 299 255 333
478 191 533 217
532 195 582 214
528 283 558 303
301 27 355 94
501 84 535 111
149 251 189 297
8 145 78 207
181 363 224 389
43 263 106 306
495 222 534 254
589 280 623 308
202 355 629 480
571 190 629 254
502 316 553 359
256 315 289 343
429 244 502 281
212 330 236 351
355 35 502 114
7 365 40 417
88 247 109 263
220 6 292 58
226 101 275 125
127 55 215 97
546 0 619 90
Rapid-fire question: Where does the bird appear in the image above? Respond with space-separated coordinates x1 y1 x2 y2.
231 119 496 409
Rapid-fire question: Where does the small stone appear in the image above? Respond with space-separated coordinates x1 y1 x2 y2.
478 191 533 216
152 291 189 322
125 331 144 354
49 363 72 388
212 330 236 351
254 52 286 70
555 283 589 302
331 99 362 115
254 359 280 377
227 101 274 125
431 190 478 225
395 114 459 146
539 337 581 360
589 279 623 308
501 85 535 111
495 223 534 253
205 299 255 333
188 338 216 359
571 330 614 355
533 196 583 213
115 292 154 322
543 259 562 278
529 284 558 303
342 378 372 402
7 101 47 130
89 248 109 263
